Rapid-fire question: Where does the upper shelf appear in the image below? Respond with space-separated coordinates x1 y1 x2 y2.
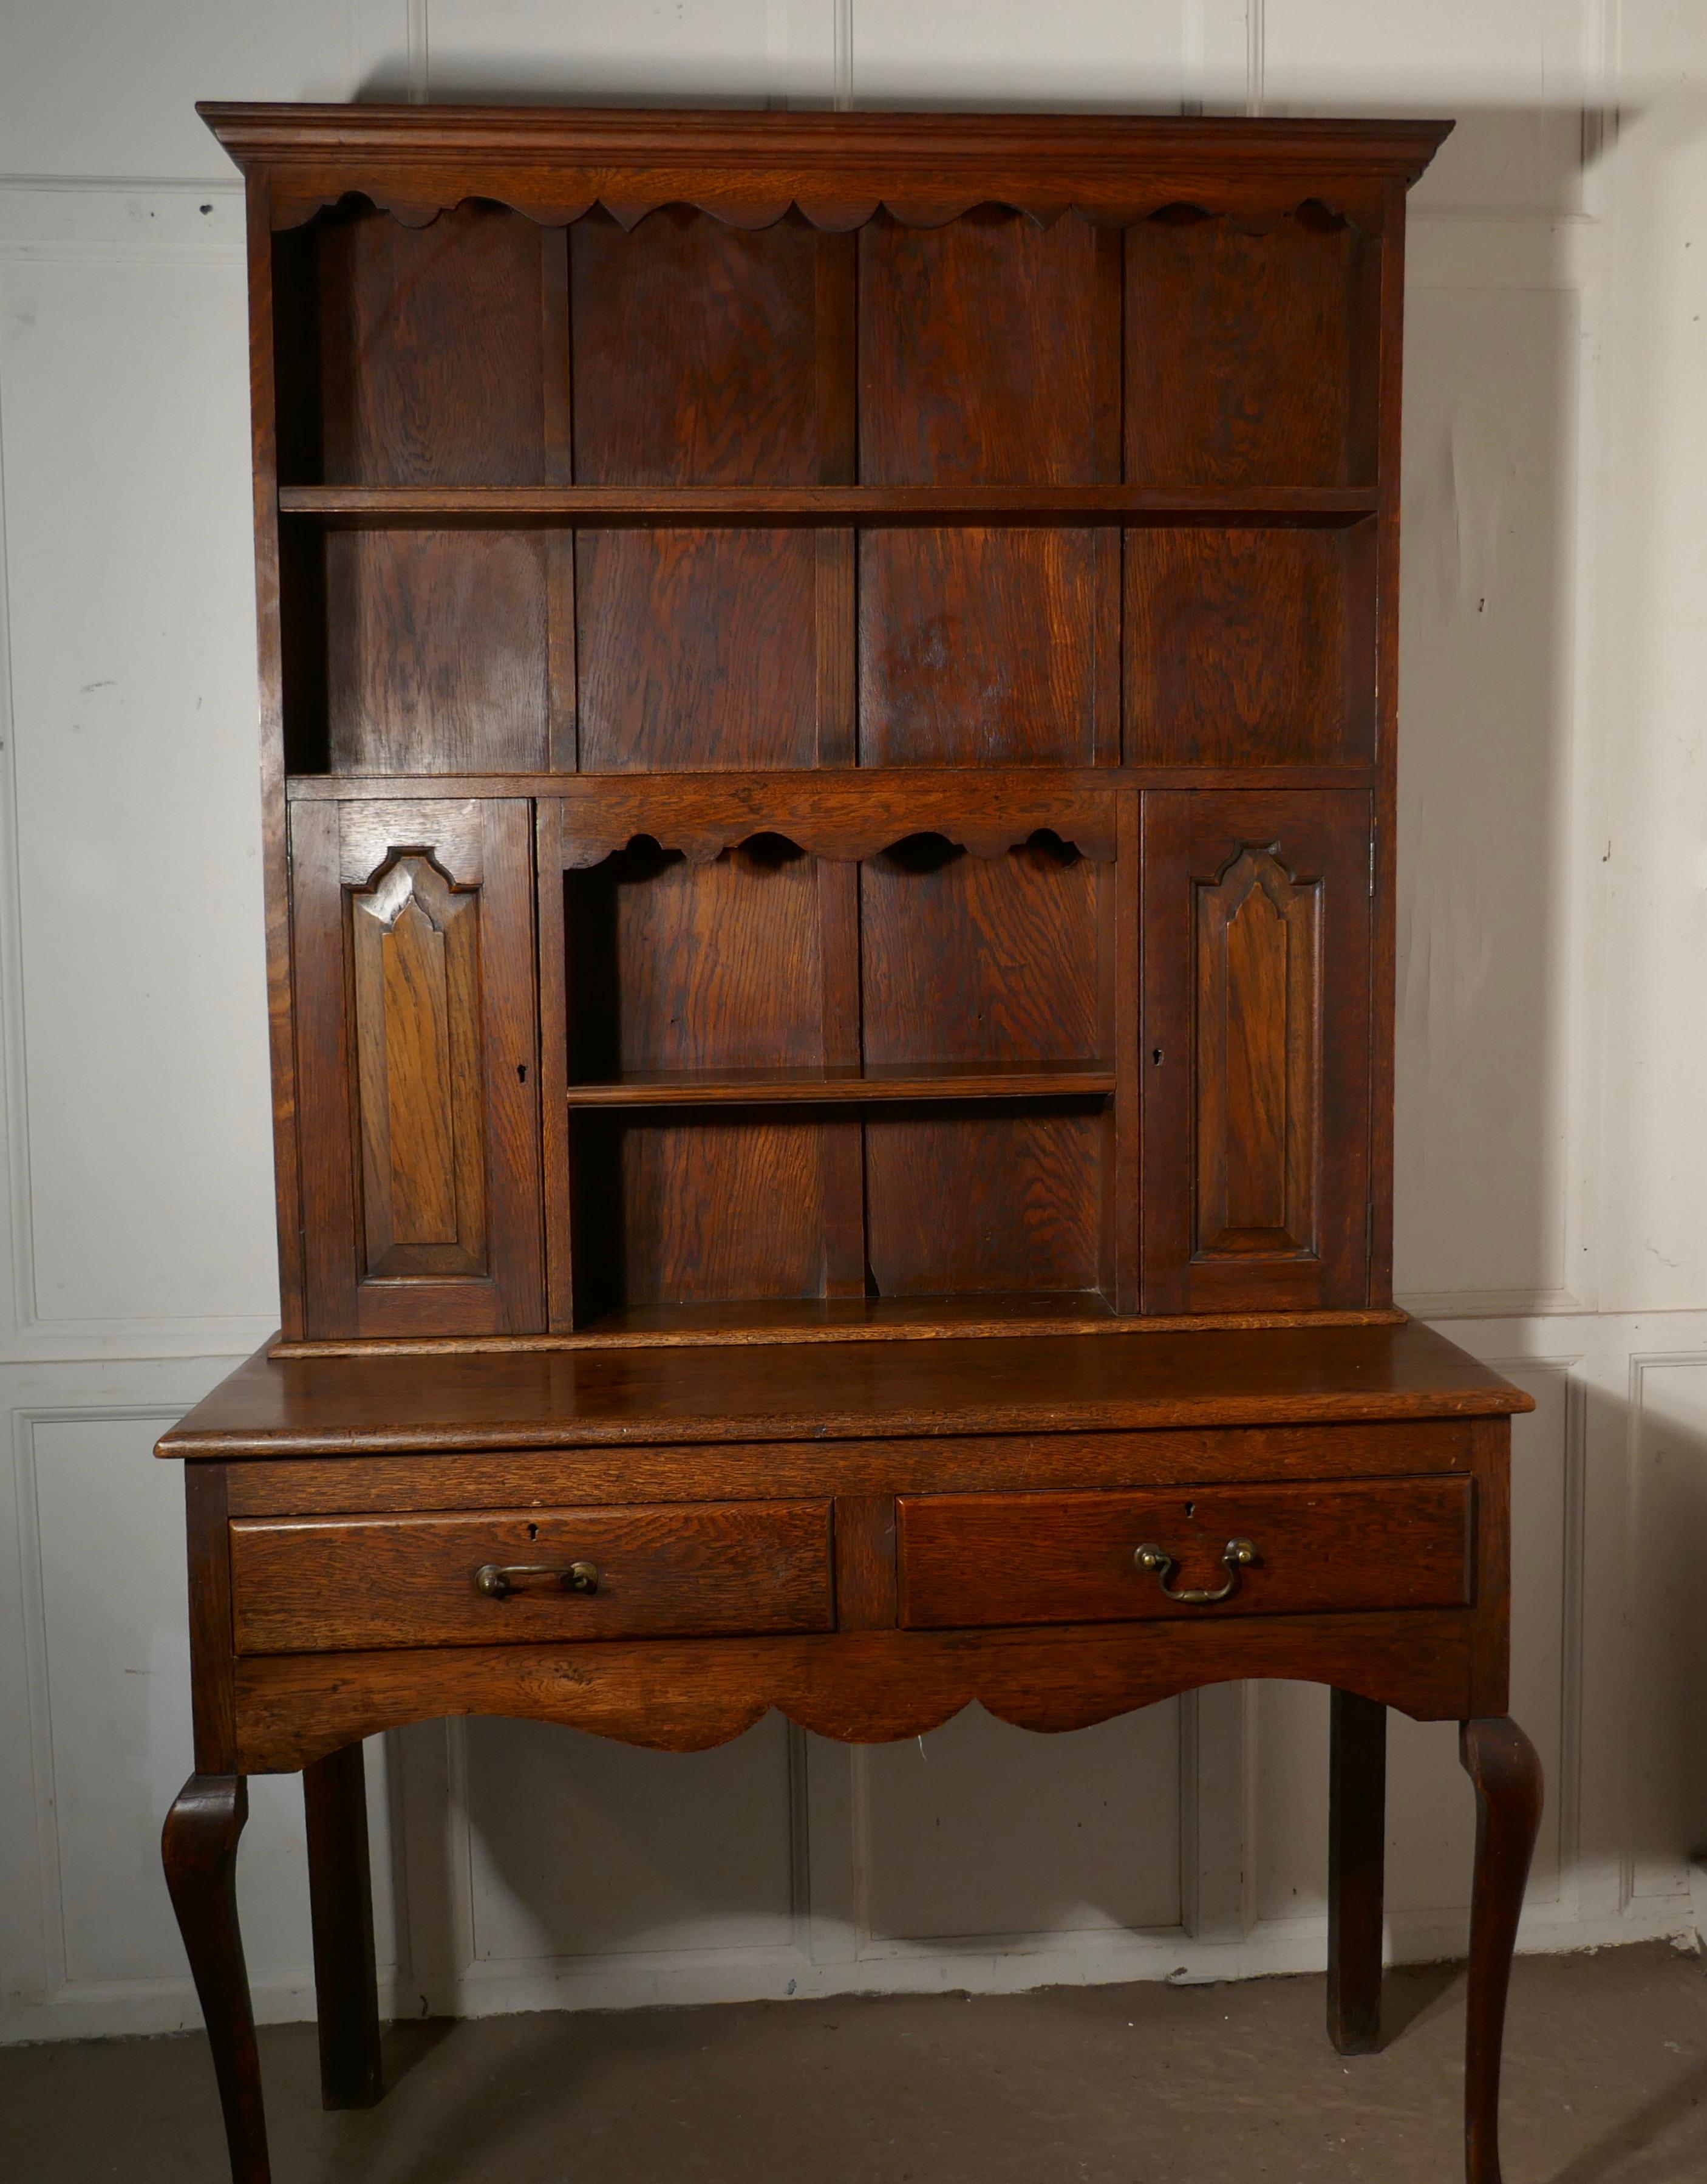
278 484 1381 530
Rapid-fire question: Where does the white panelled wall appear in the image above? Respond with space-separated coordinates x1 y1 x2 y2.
4 0 1707 2044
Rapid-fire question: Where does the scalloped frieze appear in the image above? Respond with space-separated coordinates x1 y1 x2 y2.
267 180 1383 238
234 1618 1473 1772
554 820 1112 873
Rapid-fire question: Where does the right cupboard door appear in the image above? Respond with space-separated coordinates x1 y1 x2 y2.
1142 791 1373 1314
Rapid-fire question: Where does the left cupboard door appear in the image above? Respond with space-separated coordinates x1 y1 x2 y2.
288 799 544 1340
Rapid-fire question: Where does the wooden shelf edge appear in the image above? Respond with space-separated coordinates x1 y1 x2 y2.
564 1066 1117 1108
265 1303 1411 1359
282 766 1381 800
278 483 1380 529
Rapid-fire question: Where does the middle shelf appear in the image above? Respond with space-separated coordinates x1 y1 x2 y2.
563 1060 1117 1108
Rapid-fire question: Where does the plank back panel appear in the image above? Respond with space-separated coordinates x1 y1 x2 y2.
857 210 1117 765
573 1110 828 1313
566 839 827 1076
860 836 1102 1066
561 836 838 1316
865 1103 1103 1298
322 529 550 774
1124 210 1377 488
575 527 817 771
571 208 836 485
1125 524 1375 766
300 202 555 772
571 208 851 770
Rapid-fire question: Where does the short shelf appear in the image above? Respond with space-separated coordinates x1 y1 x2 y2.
563 1060 1117 1108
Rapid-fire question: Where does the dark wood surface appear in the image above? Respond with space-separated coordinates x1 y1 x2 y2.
896 1476 1473 1629
163 103 1548 2184
231 1499 836 1651
231 1611 1485 1773
280 482 1382 525
290 798 543 1340
243 104 1425 1346
301 1744 383 2110
220 1418 1484 1512
1326 1688 1388 2055
1141 790 1373 1313
1460 1718 1545 2183
162 1776 269 2182
200 104 1451 239
158 1320 1530 1458
559 1061 1119 1107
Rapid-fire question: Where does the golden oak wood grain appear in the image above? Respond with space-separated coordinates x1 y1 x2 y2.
230 1500 834 1652
1141 791 1374 1316
561 1062 1119 1107
158 1322 1529 1459
202 105 1451 239
1125 525 1375 767
303 202 554 774
175 102 1532 2184
290 799 543 1338
895 1476 1473 1629
269 1301 1417 1356
281 482 1380 526
1124 209 1376 490
220 1419 1484 1515
832 1495 899 1630
230 1610 1481 1772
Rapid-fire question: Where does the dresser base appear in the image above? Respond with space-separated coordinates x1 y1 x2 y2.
158 1322 1536 2184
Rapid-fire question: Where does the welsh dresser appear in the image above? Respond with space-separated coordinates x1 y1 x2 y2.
160 101 1540 2184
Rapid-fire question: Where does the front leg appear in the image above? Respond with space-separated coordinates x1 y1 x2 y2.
1327 1688 1387 2054
1460 1717 1543 2184
162 1773 270 2184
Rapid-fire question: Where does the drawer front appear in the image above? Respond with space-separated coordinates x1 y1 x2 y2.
897 1476 1473 1630
230 1501 833 1654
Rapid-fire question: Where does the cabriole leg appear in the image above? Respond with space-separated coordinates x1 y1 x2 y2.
162 1773 270 2184
1459 1716 1543 2184
304 1741 384 2109
1327 1687 1388 2055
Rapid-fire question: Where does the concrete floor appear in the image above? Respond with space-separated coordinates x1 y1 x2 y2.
6 1943 1707 2183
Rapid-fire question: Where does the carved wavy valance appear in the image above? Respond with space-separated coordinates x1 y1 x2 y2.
199 103 1452 240
533 774 1119 869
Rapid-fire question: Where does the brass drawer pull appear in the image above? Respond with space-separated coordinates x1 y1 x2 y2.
474 1560 600 1600
1133 1538 1258 1605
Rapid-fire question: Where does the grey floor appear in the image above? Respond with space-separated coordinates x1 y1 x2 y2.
6 1942 1707 2183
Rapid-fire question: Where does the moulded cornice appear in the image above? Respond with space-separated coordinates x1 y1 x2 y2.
196 102 1452 236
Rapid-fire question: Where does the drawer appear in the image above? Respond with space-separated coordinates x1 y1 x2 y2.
896 1476 1473 1629
230 1500 833 1654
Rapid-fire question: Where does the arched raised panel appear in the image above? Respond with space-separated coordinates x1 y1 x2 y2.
1142 791 1372 1316
289 799 544 1340
350 856 486 1281
1193 846 1321 1261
